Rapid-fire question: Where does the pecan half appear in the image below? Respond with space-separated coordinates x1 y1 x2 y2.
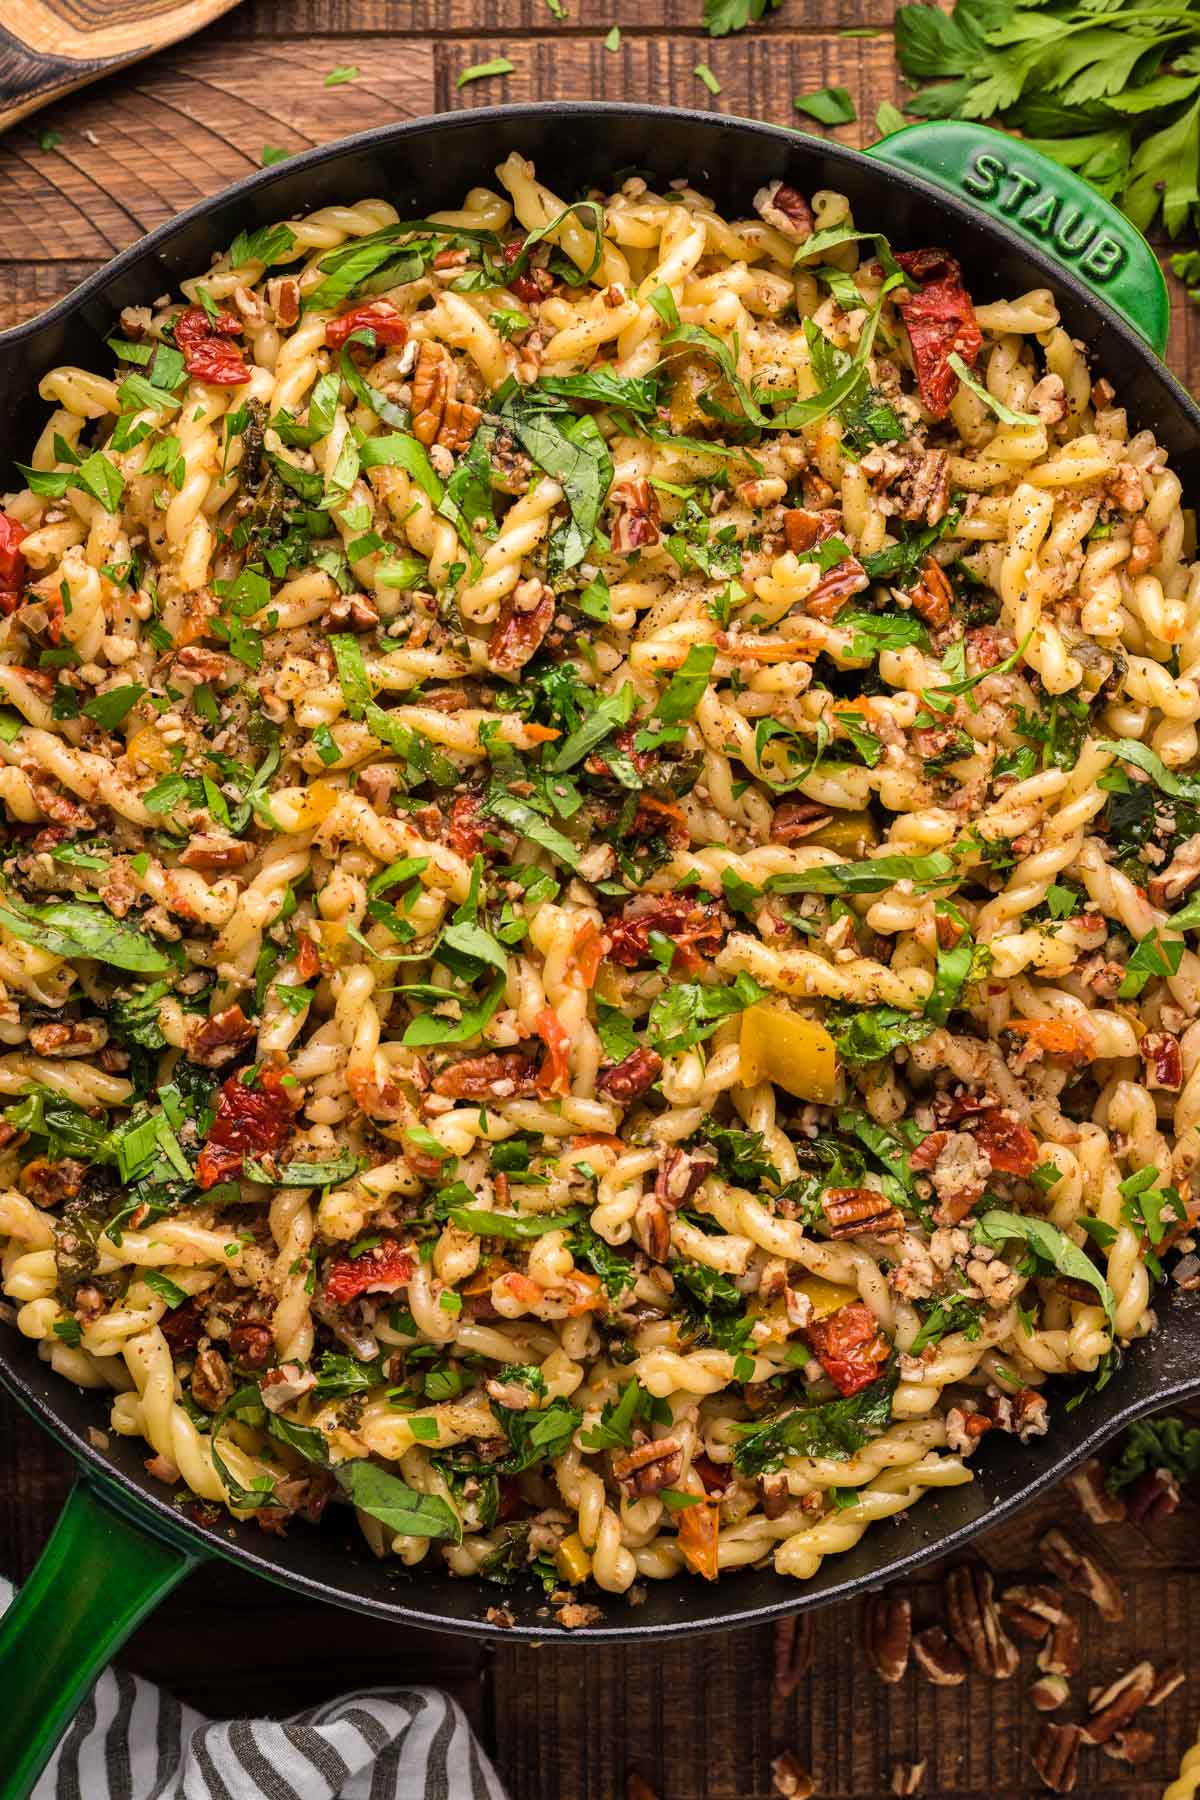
863 1592 911 1683
1126 1466 1182 1525
772 1613 814 1699
771 799 833 843
633 1194 671 1264
430 1050 537 1100
596 1047 663 1104
611 1434 684 1498
1039 1529 1124 1622
1146 1660 1187 1708
998 1584 1067 1643
911 1626 968 1686
1037 1616 1082 1680
488 577 555 673
782 506 840 555
327 593 380 633
1080 1660 1155 1745
1063 1457 1127 1525
805 556 869 622
1030 1674 1071 1712
944 1562 1019 1679
822 1187 905 1238
410 342 481 451
190 1342 233 1413
1031 1722 1081 1793
179 832 254 873
908 555 953 629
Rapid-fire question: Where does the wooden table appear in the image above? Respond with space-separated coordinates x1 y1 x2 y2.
2 5 1199 1795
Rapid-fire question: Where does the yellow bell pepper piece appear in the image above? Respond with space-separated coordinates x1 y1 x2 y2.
738 1004 837 1102
803 810 878 857
792 1274 859 1320
555 1531 593 1585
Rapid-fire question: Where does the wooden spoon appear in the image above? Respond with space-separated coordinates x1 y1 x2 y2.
0 0 243 134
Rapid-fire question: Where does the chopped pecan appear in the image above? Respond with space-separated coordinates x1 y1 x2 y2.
822 1187 905 1238
327 592 380 632
610 479 662 554
770 799 832 843
447 791 484 859
266 276 300 327
908 556 954 630
890 1764 926 1796
186 1003 256 1069
998 1583 1067 1642
228 1320 274 1370
1039 1529 1123 1622
179 833 253 873
190 1342 233 1413
772 1613 814 1699
27 1020 106 1058
1148 832 1200 907
782 507 840 555
596 1046 663 1103
944 1562 1019 1679
633 1194 672 1263
611 1434 684 1498
607 893 726 974
911 1626 968 1686
430 1050 536 1100
1142 1030 1183 1091
23 1157 84 1205
1102 1727 1155 1766
1031 1722 1081 1793
488 578 555 673
654 1147 715 1208
1127 515 1159 575
1081 1660 1155 1745
895 449 951 525
1030 1674 1071 1712
1037 1616 1082 1680
769 1751 814 1799
863 1592 911 1683
1063 1457 1127 1524
754 181 814 243
805 556 869 622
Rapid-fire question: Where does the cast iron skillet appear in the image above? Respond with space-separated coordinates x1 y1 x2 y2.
0 100 1198 1799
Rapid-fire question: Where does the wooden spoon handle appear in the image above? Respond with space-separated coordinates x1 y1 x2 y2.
0 0 242 133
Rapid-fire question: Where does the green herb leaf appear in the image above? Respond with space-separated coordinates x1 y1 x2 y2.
457 56 515 87
0 898 172 973
335 1457 461 1540
794 85 857 125
974 1209 1116 1332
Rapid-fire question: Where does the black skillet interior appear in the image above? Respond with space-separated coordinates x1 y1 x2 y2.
2 102 1200 1641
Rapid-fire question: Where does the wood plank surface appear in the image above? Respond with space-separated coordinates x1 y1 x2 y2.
2 6 1200 1797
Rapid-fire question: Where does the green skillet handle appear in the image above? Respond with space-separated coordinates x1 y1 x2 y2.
0 1477 200 1800
865 120 1170 358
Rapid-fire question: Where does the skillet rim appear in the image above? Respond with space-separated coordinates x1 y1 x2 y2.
3 99 1200 1643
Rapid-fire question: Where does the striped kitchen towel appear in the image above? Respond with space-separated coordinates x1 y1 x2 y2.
2 1581 509 1800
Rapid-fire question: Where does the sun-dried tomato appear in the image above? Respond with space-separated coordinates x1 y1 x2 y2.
159 1297 205 1350
295 933 321 981
675 1496 720 1581
174 304 250 386
571 920 603 989
323 1237 414 1307
606 893 726 975
805 1301 891 1398
447 791 485 858
0 513 28 600
324 299 410 350
533 1005 572 1096
631 792 690 850
895 249 982 421
500 236 555 304
195 1067 298 1189
971 1107 1038 1176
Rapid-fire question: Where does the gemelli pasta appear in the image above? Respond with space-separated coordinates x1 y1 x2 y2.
0 154 1194 1619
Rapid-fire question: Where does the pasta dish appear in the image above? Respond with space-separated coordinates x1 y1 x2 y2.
0 155 1192 1612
